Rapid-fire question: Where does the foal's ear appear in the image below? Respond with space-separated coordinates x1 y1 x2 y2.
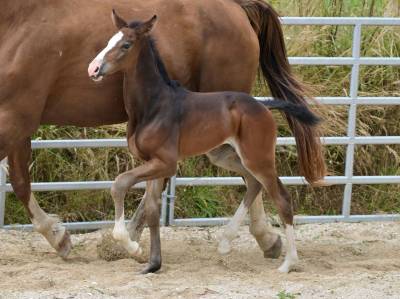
111 9 128 30
136 15 158 36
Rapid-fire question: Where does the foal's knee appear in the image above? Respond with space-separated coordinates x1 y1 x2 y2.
111 174 132 200
162 161 178 178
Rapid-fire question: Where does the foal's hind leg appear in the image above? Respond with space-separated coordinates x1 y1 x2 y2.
8 139 72 257
207 145 281 257
249 192 282 258
217 174 260 255
250 167 299 273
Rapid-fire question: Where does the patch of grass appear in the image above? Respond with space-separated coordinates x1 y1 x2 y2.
277 290 298 299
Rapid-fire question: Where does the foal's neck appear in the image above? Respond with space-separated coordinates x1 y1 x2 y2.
124 36 173 124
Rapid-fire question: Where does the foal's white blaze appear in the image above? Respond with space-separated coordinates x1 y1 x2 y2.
88 31 124 80
278 225 299 273
95 31 124 61
218 201 248 255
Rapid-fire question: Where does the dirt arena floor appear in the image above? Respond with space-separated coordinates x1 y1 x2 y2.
0 222 399 299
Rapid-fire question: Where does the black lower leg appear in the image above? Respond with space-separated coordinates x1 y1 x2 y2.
141 225 162 274
141 179 164 274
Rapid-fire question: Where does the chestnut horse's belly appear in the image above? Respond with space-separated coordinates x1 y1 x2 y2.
42 73 127 127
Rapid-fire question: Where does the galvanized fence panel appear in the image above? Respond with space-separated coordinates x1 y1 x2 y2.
169 17 400 227
1 17 399 230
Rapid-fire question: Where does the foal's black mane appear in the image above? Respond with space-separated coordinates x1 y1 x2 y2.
128 21 181 90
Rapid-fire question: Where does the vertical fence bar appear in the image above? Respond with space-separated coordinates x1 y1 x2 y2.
342 24 362 218
0 159 7 227
167 176 177 226
160 190 167 226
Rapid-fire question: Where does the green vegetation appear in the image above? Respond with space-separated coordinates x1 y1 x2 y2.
277 290 298 299
4 0 400 224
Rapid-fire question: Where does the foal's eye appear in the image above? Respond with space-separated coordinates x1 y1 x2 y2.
121 43 131 50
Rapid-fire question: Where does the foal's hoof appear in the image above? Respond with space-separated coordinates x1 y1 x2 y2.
57 231 73 259
140 263 161 274
263 235 282 259
277 258 299 274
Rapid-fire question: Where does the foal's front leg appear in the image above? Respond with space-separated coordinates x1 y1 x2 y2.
141 179 165 274
111 158 176 270
111 170 143 257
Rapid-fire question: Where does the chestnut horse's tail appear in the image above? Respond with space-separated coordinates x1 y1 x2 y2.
234 0 326 184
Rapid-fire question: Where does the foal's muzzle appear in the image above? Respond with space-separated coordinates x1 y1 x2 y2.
88 59 105 82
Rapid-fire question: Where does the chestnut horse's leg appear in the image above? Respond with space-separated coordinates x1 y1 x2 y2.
7 139 72 257
206 145 282 258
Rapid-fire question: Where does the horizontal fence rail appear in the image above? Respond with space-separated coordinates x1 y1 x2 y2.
1 17 399 230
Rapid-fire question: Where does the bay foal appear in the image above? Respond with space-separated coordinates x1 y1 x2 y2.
90 11 323 274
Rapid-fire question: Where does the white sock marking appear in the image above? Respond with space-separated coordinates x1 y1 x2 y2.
218 201 248 255
278 225 299 273
113 213 142 256
29 194 66 249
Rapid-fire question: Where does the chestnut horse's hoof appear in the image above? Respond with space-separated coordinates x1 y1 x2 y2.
57 231 73 259
140 262 161 274
263 235 282 259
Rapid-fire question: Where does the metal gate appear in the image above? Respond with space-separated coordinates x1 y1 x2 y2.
1 17 400 230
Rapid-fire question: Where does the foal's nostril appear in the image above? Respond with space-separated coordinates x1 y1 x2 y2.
94 66 99 73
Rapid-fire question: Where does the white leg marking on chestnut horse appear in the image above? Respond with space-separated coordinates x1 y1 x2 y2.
218 201 248 255
278 225 299 273
113 213 142 256
28 193 66 249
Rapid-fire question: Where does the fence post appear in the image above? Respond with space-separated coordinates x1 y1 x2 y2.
167 176 177 226
0 159 7 227
160 190 168 226
342 24 362 218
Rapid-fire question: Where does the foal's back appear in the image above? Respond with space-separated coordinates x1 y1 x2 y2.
178 90 275 158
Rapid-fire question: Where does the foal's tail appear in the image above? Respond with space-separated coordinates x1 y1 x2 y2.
261 100 320 127
234 0 326 184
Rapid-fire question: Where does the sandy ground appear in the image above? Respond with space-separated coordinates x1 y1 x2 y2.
0 222 399 299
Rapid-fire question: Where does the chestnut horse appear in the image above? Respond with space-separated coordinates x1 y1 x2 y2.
89 12 321 273
0 0 325 259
